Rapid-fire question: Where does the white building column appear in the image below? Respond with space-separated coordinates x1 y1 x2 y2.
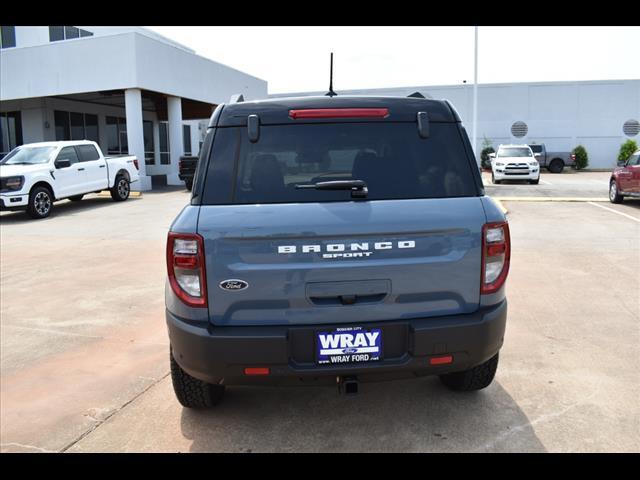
166 95 184 186
124 88 151 191
152 118 161 174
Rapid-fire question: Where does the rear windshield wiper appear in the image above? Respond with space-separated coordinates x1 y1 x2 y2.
296 180 368 198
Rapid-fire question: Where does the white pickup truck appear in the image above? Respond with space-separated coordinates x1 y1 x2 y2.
0 140 140 219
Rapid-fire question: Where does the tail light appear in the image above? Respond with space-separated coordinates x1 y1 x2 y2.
133 159 139 170
167 232 207 307
481 222 511 295
570 154 576 161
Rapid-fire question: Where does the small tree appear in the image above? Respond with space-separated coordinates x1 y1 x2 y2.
480 136 495 169
572 145 589 170
618 139 638 163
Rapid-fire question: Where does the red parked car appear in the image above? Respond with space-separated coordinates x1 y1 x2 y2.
610 149 640 203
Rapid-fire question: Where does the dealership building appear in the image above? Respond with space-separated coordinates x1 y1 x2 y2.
271 79 640 169
2 26 638 187
0 26 268 190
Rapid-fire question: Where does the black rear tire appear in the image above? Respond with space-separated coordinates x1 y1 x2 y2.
110 175 130 202
439 353 499 392
27 186 54 219
170 349 225 408
69 194 84 201
548 159 564 173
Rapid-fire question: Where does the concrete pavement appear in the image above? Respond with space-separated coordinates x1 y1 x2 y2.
1 186 638 452
483 170 611 200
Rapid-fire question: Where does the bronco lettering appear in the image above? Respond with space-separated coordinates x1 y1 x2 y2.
278 240 415 255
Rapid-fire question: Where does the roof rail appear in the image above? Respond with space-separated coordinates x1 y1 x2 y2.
229 94 244 103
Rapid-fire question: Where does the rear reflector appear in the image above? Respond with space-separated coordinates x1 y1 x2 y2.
429 355 453 365
289 108 389 119
244 367 270 376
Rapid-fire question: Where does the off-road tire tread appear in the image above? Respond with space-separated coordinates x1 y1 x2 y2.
170 350 224 408
439 353 499 391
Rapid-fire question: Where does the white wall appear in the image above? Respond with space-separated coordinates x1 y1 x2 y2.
1 31 268 104
10 26 194 52
271 80 640 168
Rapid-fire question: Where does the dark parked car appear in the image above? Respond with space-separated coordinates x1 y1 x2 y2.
179 156 198 191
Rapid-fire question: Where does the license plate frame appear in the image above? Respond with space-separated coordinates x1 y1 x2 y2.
316 326 383 365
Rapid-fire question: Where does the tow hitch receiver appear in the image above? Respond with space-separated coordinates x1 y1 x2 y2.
337 375 359 396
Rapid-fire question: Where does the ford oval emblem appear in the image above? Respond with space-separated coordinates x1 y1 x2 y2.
219 279 249 291
342 348 357 354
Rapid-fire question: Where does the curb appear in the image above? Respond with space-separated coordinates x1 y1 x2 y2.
94 191 143 198
494 197 608 202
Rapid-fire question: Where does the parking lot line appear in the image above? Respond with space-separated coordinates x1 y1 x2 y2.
587 202 640 223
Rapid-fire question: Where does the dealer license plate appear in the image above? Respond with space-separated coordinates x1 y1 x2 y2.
316 326 383 365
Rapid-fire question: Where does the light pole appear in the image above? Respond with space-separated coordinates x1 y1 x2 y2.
472 26 479 166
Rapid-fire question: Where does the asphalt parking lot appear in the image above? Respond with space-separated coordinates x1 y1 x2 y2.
1 172 639 453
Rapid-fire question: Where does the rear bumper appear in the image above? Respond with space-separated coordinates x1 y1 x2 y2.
167 300 507 386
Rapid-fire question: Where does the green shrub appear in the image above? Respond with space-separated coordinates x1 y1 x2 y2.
481 147 495 169
572 145 589 170
618 139 638 163
480 136 494 169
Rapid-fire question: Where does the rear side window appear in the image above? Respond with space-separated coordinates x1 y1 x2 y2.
202 123 478 204
529 145 542 153
76 145 100 162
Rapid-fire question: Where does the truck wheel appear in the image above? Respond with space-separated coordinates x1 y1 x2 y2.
110 175 130 202
548 159 564 173
69 195 84 201
529 178 539 185
439 353 499 392
491 173 500 185
609 180 623 204
27 186 54 219
185 178 193 191
170 349 225 408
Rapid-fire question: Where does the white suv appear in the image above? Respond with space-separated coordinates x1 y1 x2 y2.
490 144 540 185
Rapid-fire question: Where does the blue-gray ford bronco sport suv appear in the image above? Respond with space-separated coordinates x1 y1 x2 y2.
166 95 510 407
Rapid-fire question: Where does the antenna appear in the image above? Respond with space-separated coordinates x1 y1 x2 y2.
325 52 337 97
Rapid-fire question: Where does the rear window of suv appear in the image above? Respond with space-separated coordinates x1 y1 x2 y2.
202 122 479 204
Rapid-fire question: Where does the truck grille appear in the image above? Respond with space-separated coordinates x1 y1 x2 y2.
504 163 530 175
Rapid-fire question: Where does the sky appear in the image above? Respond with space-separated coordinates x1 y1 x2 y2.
147 26 640 94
